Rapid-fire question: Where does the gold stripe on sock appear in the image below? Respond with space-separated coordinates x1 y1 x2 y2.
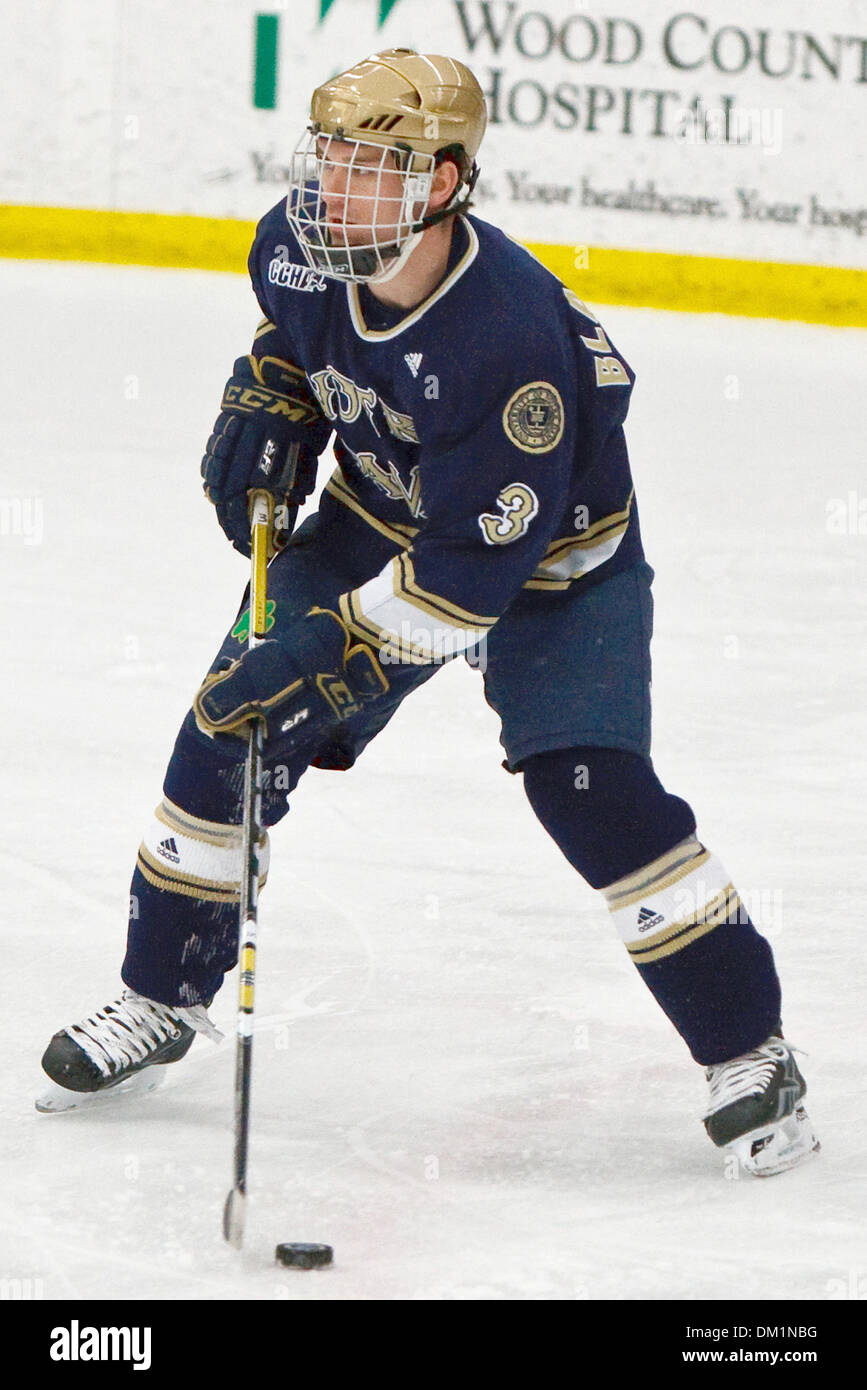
155 797 243 848
603 835 705 909
627 887 741 964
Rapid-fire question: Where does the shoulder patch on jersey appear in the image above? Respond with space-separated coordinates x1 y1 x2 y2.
502 381 565 454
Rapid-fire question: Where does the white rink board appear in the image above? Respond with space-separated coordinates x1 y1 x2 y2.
2 0 866 266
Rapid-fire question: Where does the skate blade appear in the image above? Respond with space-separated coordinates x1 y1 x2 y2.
35 1066 168 1113
728 1104 821 1177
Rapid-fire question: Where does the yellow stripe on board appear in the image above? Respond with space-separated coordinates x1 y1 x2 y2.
0 204 864 326
534 241 867 328
0 204 254 274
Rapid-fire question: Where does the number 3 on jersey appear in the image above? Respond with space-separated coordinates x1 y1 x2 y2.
478 483 539 545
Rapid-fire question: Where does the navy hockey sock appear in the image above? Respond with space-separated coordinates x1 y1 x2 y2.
122 712 307 1005
522 745 695 889
521 746 781 1065
162 710 308 828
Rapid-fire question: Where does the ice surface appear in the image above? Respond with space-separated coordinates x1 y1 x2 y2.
0 259 864 1301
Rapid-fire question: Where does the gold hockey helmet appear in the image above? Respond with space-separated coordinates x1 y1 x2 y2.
287 49 487 283
310 48 487 165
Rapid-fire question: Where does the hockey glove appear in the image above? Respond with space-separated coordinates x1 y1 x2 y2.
201 354 331 557
192 607 389 747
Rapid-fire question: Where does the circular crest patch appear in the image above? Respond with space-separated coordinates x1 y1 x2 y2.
503 381 565 454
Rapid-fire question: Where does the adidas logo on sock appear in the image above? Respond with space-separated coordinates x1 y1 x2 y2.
636 904 665 932
157 836 181 865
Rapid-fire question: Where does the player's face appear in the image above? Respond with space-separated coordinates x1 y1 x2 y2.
317 138 407 244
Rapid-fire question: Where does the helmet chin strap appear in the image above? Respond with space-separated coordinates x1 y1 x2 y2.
303 228 422 282
367 228 426 284
363 180 472 284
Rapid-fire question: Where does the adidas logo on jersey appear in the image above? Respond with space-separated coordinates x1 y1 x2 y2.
404 352 423 377
636 905 665 932
157 837 181 865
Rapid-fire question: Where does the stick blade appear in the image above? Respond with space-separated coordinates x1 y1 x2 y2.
223 1187 246 1248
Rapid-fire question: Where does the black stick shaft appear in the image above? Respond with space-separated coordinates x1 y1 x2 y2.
223 486 273 1247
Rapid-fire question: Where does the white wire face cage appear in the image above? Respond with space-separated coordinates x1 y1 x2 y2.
286 128 437 283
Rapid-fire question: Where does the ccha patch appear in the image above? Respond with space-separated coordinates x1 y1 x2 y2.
503 381 565 454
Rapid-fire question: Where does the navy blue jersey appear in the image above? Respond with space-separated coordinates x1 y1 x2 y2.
247 198 644 663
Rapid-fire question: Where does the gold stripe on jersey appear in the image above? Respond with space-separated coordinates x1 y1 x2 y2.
626 885 741 965
324 470 419 548
336 558 493 664
523 530 628 589
337 590 441 664
542 493 633 559
253 317 278 342
325 470 634 598
338 590 390 650
524 494 634 590
395 552 497 629
341 592 439 666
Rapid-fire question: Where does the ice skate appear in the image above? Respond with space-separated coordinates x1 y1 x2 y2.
703 1033 820 1176
37 989 221 1113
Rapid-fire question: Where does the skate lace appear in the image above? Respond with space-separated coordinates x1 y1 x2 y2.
70 991 191 1077
176 1003 223 1043
705 1039 798 1115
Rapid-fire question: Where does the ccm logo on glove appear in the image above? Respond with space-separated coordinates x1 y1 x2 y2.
201 353 331 557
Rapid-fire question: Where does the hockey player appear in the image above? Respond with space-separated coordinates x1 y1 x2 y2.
41 49 818 1176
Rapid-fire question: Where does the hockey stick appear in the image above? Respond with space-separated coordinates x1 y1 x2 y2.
223 442 298 1248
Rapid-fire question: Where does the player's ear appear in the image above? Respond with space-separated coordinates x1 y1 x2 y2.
429 158 460 212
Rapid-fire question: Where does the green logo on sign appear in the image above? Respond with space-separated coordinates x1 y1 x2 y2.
253 4 403 109
233 601 276 643
319 1 403 23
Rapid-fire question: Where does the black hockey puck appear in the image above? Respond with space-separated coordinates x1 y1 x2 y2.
275 1242 333 1270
